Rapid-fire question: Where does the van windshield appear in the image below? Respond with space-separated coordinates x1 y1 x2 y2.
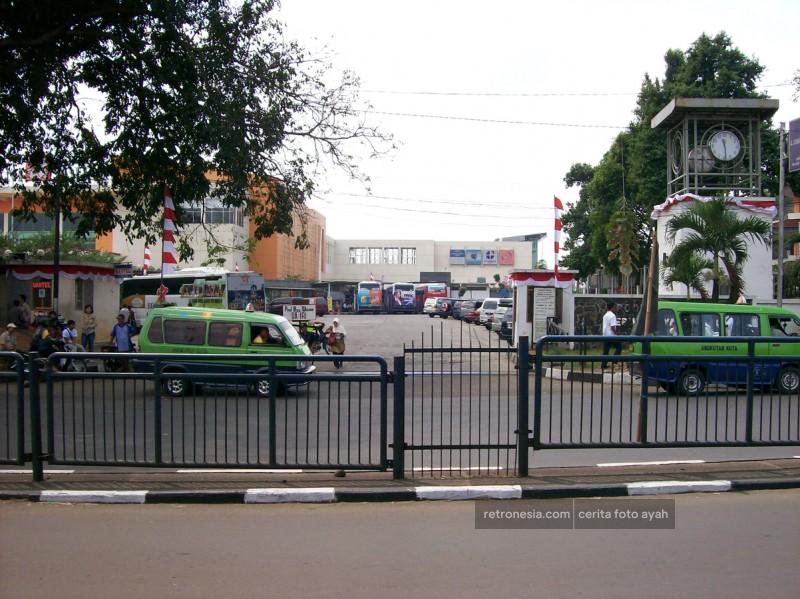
279 320 305 346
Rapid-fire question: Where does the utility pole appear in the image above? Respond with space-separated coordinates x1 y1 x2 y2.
778 122 786 307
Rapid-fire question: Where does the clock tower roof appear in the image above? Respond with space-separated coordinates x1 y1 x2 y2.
651 97 779 129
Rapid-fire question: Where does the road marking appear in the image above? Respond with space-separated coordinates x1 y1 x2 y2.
597 460 705 468
39 490 148 504
415 485 522 500
177 469 304 474
0 469 76 474
626 480 731 495
245 487 336 503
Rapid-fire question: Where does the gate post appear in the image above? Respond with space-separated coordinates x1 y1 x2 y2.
28 353 44 482
392 356 405 479
516 337 530 477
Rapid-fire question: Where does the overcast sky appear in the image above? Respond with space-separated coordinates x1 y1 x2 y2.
277 0 798 265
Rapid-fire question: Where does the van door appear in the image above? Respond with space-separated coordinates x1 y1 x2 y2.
723 312 768 384
766 314 800 387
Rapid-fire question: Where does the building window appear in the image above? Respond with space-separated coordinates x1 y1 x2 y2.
349 247 368 264
400 247 416 264
369 247 382 264
74 278 94 310
384 248 399 264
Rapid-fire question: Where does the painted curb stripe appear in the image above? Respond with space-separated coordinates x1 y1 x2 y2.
335 488 417 502
245 487 336 503
176 469 304 474
521 485 629 499
147 490 246 504
415 485 522 500
626 480 732 495
38 490 148 504
597 460 706 468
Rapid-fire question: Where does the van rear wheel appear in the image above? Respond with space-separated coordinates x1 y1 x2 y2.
677 369 705 395
254 377 281 398
777 366 800 394
163 375 187 397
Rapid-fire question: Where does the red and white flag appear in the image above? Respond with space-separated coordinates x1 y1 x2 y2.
554 196 563 273
143 245 151 275
234 263 240 272
162 184 178 274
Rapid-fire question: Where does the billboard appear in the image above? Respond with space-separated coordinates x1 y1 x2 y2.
498 249 515 265
483 249 497 265
449 249 466 265
465 249 482 265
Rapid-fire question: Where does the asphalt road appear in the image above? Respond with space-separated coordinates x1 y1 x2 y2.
2 314 799 472
1 490 798 599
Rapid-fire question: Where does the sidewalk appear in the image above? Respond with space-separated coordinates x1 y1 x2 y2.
1 458 798 504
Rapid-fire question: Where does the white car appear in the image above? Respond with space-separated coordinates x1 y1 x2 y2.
478 298 512 325
423 297 438 316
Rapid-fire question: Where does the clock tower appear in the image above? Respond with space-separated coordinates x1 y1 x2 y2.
651 98 778 197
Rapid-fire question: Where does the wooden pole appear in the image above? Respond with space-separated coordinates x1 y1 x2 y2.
637 231 658 442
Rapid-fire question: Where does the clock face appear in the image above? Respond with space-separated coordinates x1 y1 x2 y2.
688 146 714 173
709 130 741 161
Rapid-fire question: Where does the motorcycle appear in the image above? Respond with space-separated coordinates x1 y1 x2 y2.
299 321 329 354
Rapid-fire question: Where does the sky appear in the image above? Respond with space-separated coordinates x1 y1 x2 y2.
276 0 799 267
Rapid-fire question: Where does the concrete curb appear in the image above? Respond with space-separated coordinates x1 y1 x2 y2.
2 478 799 504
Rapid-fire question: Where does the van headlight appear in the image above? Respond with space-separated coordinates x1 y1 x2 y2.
297 360 310 370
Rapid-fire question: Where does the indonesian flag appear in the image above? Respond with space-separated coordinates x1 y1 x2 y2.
162 184 178 274
143 245 151 275
554 196 563 273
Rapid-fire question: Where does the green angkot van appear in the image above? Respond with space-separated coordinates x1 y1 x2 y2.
645 301 800 394
137 306 315 397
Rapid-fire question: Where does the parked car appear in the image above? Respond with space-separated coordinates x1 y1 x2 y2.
451 300 481 320
307 296 328 317
491 306 511 332
423 297 438 316
136 306 315 397
462 307 481 324
478 298 513 325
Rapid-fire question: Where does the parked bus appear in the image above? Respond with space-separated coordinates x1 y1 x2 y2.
414 283 449 313
383 282 416 314
120 268 266 320
356 280 383 313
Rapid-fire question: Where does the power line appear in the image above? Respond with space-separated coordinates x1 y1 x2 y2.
312 197 551 220
322 191 558 211
362 110 627 129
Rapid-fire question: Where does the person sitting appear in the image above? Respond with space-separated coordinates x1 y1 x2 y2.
252 328 267 344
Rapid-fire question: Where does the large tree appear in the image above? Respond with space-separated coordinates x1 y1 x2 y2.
559 32 799 280
0 0 389 255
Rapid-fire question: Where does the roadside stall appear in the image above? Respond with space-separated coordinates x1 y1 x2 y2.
509 269 576 352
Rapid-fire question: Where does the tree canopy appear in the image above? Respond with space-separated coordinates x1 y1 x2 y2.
0 0 389 255
559 32 800 279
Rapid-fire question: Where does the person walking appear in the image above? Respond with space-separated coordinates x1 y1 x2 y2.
324 318 347 368
110 314 136 352
601 301 622 368
80 305 97 351
18 294 32 328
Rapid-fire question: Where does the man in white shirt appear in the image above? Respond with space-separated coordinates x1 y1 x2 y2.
601 302 621 368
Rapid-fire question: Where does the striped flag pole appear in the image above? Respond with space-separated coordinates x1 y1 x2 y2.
554 196 563 275
143 245 151 275
162 184 178 275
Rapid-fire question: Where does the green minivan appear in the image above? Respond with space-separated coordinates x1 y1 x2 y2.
136 306 315 397
645 301 800 394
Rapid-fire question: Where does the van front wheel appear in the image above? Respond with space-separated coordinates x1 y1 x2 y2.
777 366 800 394
677 369 705 395
254 377 280 398
163 376 187 397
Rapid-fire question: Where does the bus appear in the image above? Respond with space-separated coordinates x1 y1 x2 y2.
383 282 416 314
119 267 266 320
414 283 449 313
355 280 383 313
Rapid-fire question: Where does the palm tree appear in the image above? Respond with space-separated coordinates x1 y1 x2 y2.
665 198 771 302
662 251 713 299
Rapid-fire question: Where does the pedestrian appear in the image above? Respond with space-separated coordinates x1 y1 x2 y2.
0 323 17 351
119 304 131 324
81 304 97 351
601 301 622 368
18 294 32 328
110 314 136 352
324 318 347 368
62 320 81 350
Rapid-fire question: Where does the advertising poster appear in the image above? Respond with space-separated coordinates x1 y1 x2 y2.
465 249 482 265
449 249 466 265
483 249 497 265
498 249 515 265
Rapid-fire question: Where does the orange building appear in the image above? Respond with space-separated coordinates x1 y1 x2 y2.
249 207 326 280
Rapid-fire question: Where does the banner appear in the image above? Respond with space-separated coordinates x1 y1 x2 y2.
498 249 515 265
465 249 482 265
449 249 466 265
483 249 497 265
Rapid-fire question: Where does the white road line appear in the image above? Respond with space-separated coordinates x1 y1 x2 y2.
597 460 706 468
245 487 336 503
0 469 76 474
415 485 522 500
39 490 148 504
176 469 304 474
626 480 732 495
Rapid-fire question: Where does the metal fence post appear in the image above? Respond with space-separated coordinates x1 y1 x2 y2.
392 356 405 479
532 338 544 452
268 358 277 467
154 357 162 465
746 339 755 443
638 339 650 444
28 353 44 482
516 336 530 477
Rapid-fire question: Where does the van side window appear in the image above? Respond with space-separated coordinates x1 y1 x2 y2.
657 309 678 336
147 316 163 343
680 313 720 336
250 324 286 346
209 322 242 347
164 319 207 345
769 316 800 336
725 314 760 336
